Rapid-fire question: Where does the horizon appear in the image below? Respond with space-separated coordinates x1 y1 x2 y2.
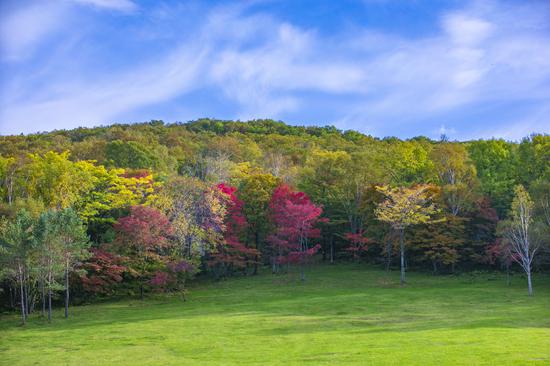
0 118 548 143
1 0 550 140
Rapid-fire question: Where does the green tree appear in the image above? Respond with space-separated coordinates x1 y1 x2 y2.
0 210 35 324
238 170 280 274
430 143 479 216
35 210 65 321
467 139 517 216
54 209 91 318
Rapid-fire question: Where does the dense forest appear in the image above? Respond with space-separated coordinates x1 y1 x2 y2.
0 119 548 322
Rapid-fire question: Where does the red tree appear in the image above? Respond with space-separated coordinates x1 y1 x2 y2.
112 205 174 298
150 260 196 298
268 184 324 280
79 247 127 295
344 230 369 260
209 183 258 277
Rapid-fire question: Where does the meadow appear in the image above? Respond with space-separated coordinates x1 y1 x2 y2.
1 264 549 366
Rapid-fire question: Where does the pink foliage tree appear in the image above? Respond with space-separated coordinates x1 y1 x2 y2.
344 230 369 260
113 205 174 298
268 184 324 280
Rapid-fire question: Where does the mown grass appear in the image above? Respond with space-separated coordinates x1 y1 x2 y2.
1 264 549 365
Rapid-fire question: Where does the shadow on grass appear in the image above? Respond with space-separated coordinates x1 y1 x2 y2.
1 264 549 336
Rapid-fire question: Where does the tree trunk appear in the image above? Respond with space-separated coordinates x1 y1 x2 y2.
29 291 36 314
330 235 334 264
400 229 406 285
41 280 46 317
47 288 52 322
47 271 52 322
385 234 392 272
24 276 29 317
64 265 70 318
19 272 26 325
9 286 15 309
253 231 259 275
140 282 144 300
433 261 438 275
527 268 533 296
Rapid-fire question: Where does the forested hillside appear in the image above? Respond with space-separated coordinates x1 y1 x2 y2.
1 119 548 320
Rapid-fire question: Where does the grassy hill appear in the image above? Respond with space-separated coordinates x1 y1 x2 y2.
1 264 549 365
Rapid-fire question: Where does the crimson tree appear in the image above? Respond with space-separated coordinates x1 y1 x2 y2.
268 184 323 280
113 206 174 299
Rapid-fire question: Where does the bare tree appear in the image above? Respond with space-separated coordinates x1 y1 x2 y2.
503 185 539 296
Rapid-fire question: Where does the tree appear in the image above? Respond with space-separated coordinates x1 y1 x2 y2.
344 231 369 261
105 140 159 170
408 214 466 273
430 143 479 216
238 171 280 274
53 209 91 318
209 183 258 277
467 139 517 216
0 155 19 205
299 150 350 262
79 247 127 296
25 151 95 209
157 177 226 262
375 185 440 284
0 210 34 324
464 197 499 266
268 184 324 280
112 206 174 299
500 185 539 296
35 210 65 322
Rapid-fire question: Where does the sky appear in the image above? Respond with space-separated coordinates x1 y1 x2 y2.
1 0 549 140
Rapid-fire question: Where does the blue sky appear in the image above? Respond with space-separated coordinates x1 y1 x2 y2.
1 0 549 140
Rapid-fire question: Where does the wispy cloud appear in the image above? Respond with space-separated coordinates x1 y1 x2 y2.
71 0 137 12
0 1 68 61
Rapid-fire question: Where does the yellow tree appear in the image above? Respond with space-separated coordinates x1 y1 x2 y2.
25 151 95 209
375 185 440 284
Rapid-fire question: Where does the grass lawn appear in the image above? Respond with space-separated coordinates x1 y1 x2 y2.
1 264 549 365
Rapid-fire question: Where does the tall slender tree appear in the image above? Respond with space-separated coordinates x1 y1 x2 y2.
501 185 539 296
54 209 91 318
0 210 34 324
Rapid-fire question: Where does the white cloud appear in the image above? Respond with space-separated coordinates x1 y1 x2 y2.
443 13 494 46
71 0 137 12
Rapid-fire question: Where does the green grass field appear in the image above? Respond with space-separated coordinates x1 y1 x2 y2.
1 264 549 365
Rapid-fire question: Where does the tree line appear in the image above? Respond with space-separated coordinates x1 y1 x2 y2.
0 119 548 323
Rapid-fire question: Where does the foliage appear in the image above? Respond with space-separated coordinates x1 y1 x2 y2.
209 183 258 277
268 184 324 279
375 185 440 230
